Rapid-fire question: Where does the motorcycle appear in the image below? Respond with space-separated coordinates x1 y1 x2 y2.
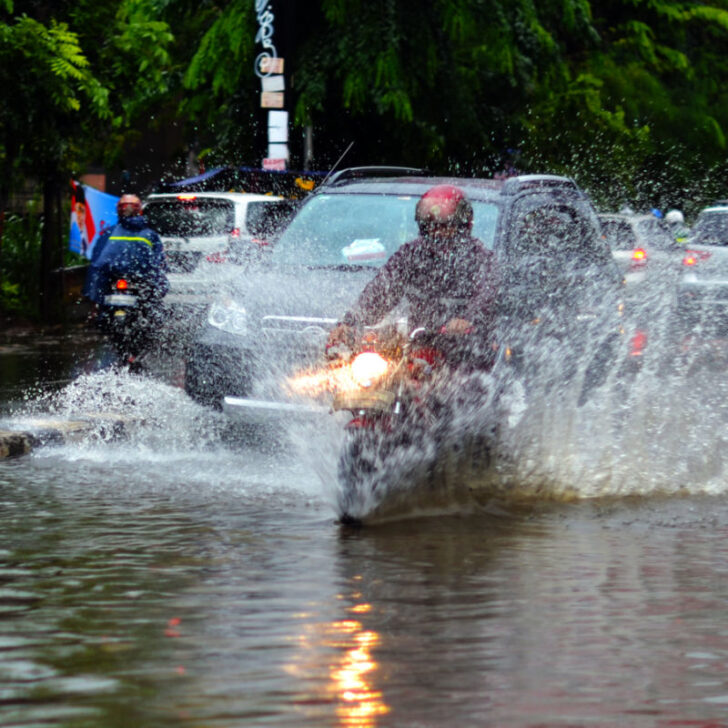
96 273 165 368
330 325 496 524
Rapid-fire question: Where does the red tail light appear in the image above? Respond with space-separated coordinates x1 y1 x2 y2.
229 228 241 238
177 194 197 201
629 247 648 270
409 347 445 367
115 278 129 291
683 249 711 266
630 329 648 357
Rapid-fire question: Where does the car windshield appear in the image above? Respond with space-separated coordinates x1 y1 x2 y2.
601 220 635 251
271 192 498 268
633 218 677 249
144 198 235 237
692 211 728 245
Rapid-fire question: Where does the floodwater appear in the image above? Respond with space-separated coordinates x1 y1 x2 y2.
2 326 728 727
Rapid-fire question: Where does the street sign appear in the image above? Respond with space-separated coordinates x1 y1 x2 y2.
263 158 287 170
259 57 284 75
261 91 284 108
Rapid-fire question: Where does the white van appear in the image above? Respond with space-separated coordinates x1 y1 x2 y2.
142 191 294 311
143 191 287 271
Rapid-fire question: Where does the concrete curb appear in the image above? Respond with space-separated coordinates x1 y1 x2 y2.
0 414 136 459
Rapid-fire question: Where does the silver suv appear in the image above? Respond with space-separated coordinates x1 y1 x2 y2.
183 168 622 412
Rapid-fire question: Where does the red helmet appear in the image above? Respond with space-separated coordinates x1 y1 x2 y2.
415 185 473 236
117 194 142 218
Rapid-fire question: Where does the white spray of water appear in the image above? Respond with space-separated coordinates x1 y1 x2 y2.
5 367 327 507
285 273 728 523
6 267 727 522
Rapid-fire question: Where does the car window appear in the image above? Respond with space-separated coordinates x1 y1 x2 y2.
600 219 635 250
246 199 300 238
692 211 728 246
144 198 235 237
272 192 499 267
510 204 590 259
633 218 677 250
471 202 498 251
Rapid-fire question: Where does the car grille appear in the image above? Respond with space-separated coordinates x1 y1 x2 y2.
260 315 337 337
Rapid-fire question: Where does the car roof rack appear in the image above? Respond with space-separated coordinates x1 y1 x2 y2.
321 166 430 188
501 174 579 196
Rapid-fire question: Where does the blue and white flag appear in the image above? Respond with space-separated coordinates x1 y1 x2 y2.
69 181 119 260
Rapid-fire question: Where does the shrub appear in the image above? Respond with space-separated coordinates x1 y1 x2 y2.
0 203 43 319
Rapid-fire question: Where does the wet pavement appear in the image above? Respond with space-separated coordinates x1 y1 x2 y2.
2 325 728 726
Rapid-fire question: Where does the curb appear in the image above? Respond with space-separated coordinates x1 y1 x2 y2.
0 414 135 459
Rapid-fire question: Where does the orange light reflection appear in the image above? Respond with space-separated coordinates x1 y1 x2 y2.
332 619 389 726
286 611 389 727
286 361 360 398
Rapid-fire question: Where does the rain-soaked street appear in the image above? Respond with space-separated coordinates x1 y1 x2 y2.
3 324 728 727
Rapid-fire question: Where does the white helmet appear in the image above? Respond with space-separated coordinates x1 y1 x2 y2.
665 209 684 224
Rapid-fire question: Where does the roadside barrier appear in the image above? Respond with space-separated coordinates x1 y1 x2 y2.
0 414 133 458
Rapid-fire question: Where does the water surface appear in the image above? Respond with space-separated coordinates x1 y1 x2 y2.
1 328 728 727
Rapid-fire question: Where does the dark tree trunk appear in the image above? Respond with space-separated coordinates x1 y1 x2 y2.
40 175 64 323
0 180 9 304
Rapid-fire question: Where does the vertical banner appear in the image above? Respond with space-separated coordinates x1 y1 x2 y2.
69 181 119 260
255 0 289 169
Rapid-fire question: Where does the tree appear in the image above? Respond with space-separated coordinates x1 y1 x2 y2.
0 0 173 320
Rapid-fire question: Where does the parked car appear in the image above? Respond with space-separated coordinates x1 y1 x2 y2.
142 191 296 312
183 168 623 413
676 203 728 331
598 212 684 290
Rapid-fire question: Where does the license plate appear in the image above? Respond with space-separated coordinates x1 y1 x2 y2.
105 294 137 306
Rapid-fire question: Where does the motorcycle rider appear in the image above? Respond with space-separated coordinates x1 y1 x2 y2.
665 208 690 243
83 194 168 301
327 184 498 367
82 194 169 363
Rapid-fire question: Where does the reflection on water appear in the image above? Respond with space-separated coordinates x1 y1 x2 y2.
288 612 389 727
5 448 728 725
4 322 728 725
331 619 388 726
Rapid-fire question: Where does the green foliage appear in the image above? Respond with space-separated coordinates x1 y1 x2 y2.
0 12 111 202
183 2 255 98
6 0 728 217
0 208 42 318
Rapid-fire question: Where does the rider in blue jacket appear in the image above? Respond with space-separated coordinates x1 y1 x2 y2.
83 194 169 304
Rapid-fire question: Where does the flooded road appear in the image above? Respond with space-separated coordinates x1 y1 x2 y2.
2 328 728 727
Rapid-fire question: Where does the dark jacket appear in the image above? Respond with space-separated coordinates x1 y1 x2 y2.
83 216 169 304
341 233 498 335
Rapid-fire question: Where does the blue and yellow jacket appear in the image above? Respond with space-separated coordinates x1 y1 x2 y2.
83 216 169 304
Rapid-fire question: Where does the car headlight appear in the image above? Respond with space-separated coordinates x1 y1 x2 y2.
350 351 389 388
207 297 248 335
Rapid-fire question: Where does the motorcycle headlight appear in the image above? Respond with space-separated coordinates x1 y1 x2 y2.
207 297 248 335
350 351 389 388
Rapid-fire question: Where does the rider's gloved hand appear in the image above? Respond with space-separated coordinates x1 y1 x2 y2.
442 317 473 335
326 323 355 360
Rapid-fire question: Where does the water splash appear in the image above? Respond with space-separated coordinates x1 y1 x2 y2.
292 273 728 523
